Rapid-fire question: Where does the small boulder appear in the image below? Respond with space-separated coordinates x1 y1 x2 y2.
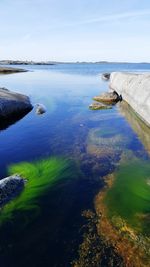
36 103 46 115
0 175 25 207
93 91 120 104
101 73 110 81
89 102 112 110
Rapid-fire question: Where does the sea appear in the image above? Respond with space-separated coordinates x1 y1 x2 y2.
0 62 150 267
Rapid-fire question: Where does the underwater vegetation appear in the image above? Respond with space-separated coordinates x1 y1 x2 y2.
104 158 150 234
0 157 71 224
72 210 124 267
88 126 130 149
94 156 150 266
86 125 131 167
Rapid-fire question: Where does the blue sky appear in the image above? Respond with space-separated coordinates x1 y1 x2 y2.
0 0 150 62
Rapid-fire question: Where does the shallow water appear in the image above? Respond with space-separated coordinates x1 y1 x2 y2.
105 159 150 234
0 63 150 267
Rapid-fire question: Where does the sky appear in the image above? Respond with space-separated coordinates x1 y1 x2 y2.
0 0 150 62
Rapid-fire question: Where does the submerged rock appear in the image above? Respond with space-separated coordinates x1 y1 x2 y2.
93 91 120 104
0 88 33 119
36 103 46 115
89 102 112 110
101 72 110 81
0 175 25 207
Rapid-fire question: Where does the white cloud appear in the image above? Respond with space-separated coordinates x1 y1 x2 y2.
55 9 150 28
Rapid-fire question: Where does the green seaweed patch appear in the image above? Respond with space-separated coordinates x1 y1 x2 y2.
0 157 71 224
104 159 150 234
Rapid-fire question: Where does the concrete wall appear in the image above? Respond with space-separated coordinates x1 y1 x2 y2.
110 72 150 127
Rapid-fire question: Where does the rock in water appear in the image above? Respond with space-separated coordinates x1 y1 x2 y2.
110 72 150 127
0 67 27 74
36 103 46 115
0 88 33 119
0 87 9 91
93 91 120 104
101 73 110 81
89 102 112 110
0 175 25 207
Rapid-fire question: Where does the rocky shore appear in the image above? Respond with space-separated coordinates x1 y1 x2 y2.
0 87 33 130
0 60 55 65
0 88 33 118
0 67 27 74
110 72 150 126
89 91 120 110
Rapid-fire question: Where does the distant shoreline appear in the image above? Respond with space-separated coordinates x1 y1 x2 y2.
0 60 150 65
0 60 55 66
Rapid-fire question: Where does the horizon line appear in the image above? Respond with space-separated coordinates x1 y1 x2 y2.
0 59 150 64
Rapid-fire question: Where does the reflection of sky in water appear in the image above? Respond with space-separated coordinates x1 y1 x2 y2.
2 62 150 75
0 65 149 176
0 69 106 177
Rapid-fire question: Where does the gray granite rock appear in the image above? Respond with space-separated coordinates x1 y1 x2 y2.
101 73 110 81
0 175 25 207
0 88 33 119
93 92 120 104
110 72 150 126
36 103 46 115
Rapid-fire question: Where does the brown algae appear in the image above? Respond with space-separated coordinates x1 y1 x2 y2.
95 158 150 267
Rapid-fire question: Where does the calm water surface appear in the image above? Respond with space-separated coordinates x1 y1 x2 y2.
0 63 150 267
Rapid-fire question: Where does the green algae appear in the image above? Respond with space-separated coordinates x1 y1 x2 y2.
104 159 150 234
0 157 71 224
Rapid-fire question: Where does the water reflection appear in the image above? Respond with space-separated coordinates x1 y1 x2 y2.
90 102 150 267
0 65 150 267
119 101 150 155
0 109 32 131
